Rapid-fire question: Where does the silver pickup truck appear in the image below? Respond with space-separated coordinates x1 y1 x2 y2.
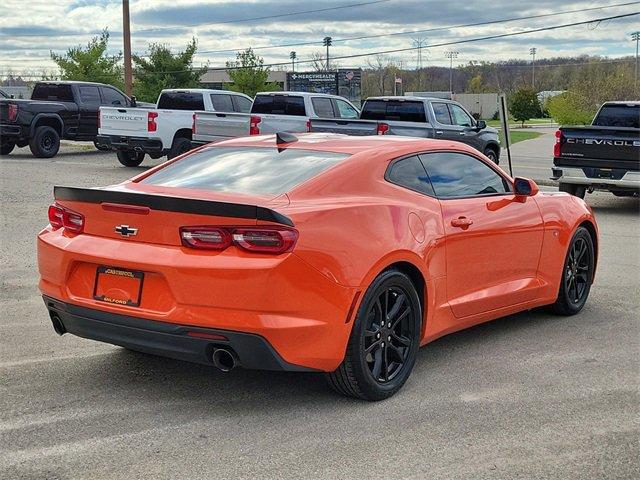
192 91 360 145
310 96 501 163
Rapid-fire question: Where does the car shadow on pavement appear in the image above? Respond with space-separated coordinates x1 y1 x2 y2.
588 196 639 215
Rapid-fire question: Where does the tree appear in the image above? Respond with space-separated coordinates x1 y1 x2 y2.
132 38 206 103
226 48 280 97
508 88 541 126
51 29 123 89
467 74 484 93
547 92 594 125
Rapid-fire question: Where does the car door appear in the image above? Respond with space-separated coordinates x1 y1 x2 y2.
447 103 483 151
419 151 544 318
430 101 460 141
76 85 102 138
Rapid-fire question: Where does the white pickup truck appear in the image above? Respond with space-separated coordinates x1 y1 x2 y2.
98 89 253 166
192 91 360 145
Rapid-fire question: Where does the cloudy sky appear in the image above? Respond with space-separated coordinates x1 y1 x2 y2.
1 0 638 77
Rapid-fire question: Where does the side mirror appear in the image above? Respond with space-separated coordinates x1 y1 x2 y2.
514 177 539 196
130 95 137 107
476 119 486 130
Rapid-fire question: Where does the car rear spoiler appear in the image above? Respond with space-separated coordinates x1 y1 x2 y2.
53 186 294 227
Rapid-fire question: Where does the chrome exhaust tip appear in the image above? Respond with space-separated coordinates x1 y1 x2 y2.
49 311 66 336
212 348 237 372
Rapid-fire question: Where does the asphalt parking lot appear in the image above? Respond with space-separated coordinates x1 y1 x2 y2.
1 142 638 479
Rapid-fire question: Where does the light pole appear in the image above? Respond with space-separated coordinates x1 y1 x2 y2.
632 32 640 93
290 51 297 72
445 51 458 94
323 37 332 71
529 47 537 89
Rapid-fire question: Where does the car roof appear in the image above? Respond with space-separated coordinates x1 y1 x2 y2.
255 91 346 100
205 132 480 156
161 88 247 95
365 96 439 102
601 101 640 106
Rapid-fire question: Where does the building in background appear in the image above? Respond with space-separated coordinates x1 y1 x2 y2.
200 69 287 90
406 91 499 119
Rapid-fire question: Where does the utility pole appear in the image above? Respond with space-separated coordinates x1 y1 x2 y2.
632 32 640 93
445 51 458 94
529 47 537 89
413 37 426 90
323 37 332 71
290 51 297 72
122 0 133 97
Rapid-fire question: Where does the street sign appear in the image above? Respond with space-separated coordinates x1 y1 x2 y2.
286 71 338 95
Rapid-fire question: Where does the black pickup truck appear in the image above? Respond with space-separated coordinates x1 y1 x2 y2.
552 101 640 198
0 81 139 158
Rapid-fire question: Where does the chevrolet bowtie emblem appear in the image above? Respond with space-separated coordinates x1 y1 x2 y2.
115 225 138 237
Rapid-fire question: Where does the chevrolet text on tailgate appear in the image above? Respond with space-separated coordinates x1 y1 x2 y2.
552 101 640 198
192 91 360 145
98 89 252 167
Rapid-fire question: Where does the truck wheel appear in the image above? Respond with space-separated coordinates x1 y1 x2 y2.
559 183 586 199
483 147 499 164
29 126 60 158
116 150 145 167
167 137 192 159
0 141 15 156
326 268 421 401
93 140 111 151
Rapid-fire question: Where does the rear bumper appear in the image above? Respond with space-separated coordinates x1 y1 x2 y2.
96 134 164 153
0 123 24 140
551 165 640 190
44 296 314 371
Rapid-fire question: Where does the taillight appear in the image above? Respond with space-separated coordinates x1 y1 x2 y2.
306 119 311 132
48 203 84 234
192 113 196 134
97 109 101 129
7 103 18 122
180 226 298 254
553 129 563 157
249 115 262 135
147 112 158 132
377 123 389 135
180 227 231 250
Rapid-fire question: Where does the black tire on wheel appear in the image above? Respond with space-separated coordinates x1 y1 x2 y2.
167 136 193 159
483 147 499 164
0 141 15 155
551 226 595 316
93 140 111 151
559 182 586 199
116 150 145 167
326 268 422 401
29 126 60 158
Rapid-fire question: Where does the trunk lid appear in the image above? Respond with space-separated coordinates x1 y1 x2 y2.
559 126 640 168
100 107 150 133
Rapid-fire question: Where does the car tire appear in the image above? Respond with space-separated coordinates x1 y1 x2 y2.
94 140 111 151
0 141 15 156
326 268 422 401
167 136 192 159
29 126 60 158
559 182 586 199
483 147 499 164
551 226 595 316
116 150 145 167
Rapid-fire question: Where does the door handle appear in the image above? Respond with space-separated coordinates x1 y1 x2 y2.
458 131 466 135
451 216 473 229
215 113 227 117
435 130 444 135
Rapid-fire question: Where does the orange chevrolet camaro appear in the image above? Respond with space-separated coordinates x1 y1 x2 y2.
38 133 598 400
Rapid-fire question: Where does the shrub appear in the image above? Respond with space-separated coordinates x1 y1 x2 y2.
547 92 595 125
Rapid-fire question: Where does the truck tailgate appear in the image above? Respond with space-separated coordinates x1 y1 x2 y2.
100 107 150 134
309 118 379 136
559 126 640 169
193 111 249 143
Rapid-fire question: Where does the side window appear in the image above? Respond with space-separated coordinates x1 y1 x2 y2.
284 96 306 116
101 87 127 106
334 99 359 119
448 104 473 127
250 95 306 116
311 97 336 118
78 86 101 105
420 152 510 198
210 94 234 112
232 95 253 113
386 155 434 196
432 102 452 124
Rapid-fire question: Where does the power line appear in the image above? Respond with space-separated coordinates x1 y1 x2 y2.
0 0 392 37
5 12 639 76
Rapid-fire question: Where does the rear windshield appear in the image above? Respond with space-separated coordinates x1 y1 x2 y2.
32 83 74 102
361 100 426 122
251 95 306 116
593 104 640 129
157 92 205 110
139 147 349 196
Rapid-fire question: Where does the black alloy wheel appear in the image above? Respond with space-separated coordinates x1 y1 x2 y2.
327 268 421 401
552 226 595 315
